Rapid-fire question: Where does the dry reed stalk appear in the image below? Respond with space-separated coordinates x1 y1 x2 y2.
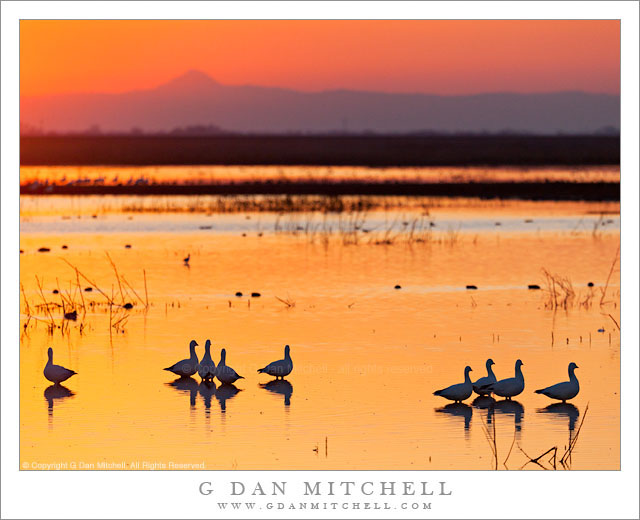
541 268 576 309
479 413 498 470
503 427 517 469
55 278 73 310
111 314 129 330
75 268 86 315
607 314 620 330
20 283 31 315
106 252 125 305
275 296 295 308
600 245 620 306
518 444 556 470
560 403 589 467
109 285 113 340
35 275 56 328
62 258 113 304
120 275 146 308
143 269 149 308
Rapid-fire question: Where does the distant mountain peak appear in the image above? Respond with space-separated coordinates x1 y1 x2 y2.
158 69 220 92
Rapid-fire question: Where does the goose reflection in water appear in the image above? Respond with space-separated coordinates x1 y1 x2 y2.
538 402 580 446
215 384 242 413
44 384 75 418
493 399 524 431
260 380 293 406
198 381 217 413
167 377 199 407
472 395 496 424
435 403 472 432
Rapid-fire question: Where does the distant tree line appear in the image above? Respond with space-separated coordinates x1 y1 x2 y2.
19 121 620 137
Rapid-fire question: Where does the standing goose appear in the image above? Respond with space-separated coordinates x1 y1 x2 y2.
164 340 199 377
433 366 473 403
216 348 244 385
257 345 293 380
43 347 77 384
197 339 217 382
482 359 524 400
472 358 497 396
535 362 579 403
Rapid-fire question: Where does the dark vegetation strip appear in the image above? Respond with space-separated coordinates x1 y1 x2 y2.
20 135 619 167
21 180 619 201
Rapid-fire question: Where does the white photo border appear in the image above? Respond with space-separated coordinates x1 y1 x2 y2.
2 2 638 519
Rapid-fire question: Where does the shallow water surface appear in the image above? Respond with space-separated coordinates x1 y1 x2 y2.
20 199 620 470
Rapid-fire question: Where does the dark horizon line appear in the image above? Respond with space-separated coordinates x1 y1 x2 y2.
20 134 620 168
20 179 620 202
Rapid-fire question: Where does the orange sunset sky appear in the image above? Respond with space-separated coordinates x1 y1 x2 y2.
20 20 620 97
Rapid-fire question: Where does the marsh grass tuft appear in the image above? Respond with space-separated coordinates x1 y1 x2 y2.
21 255 149 338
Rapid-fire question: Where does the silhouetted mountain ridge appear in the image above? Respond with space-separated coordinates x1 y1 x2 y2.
21 70 620 135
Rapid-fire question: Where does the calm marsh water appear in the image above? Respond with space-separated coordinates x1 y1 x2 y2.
20 190 620 470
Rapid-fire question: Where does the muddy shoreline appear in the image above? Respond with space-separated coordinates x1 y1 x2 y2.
21 180 619 201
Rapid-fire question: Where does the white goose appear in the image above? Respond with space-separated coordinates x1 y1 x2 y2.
472 358 497 396
257 345 293 380
197 339 217 382
482 359 524 400
216 348 244 385
164 340 199 377
535 362 579 403
43 347 77 384
433 366 473 403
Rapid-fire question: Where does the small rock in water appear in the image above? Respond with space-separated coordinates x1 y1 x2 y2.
124 244 132 249
251 292 261 297
122 302 134 309
494 222 502 226
62 245 68 249
394 285 402 289
64 310 78 320
38 247 50 252
524 219 534 223
84 287 93 292
466 285 478 290
528 284 541 290
92 214 97 219
199 225 212 230
52 289 59 294
235 292 243 297
587 282 594 287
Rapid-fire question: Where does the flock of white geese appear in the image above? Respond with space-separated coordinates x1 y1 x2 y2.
162 339 293 384
433 359 580 403
45 343 577 404
43 340 294 385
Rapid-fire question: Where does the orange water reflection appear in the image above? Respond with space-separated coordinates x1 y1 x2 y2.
19 203 620 470
20 165 620 187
